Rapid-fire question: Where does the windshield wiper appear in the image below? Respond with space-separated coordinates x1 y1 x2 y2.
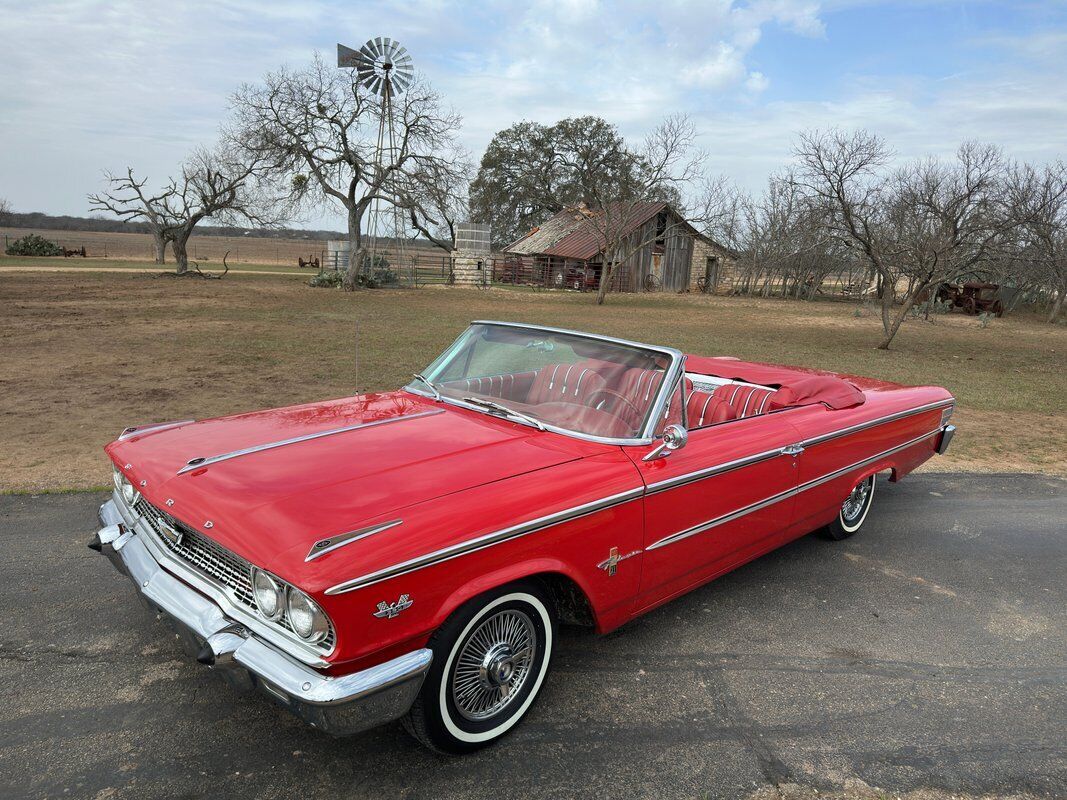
411 373 441 401
462 396 546 431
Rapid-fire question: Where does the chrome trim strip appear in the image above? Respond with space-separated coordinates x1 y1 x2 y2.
119 419 194 440
176 410 445 475
305 519 403 562
470 320 684 362
645 445 787 495
325 486 645 595
799 399 953 449
646 427 942 551
643 399 953 495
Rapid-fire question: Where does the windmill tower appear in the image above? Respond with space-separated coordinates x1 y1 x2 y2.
337 38 415 279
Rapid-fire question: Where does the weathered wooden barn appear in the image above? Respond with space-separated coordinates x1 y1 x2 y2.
501 202 733 292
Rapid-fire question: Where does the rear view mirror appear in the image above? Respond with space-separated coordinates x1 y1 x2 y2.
642 424 688 462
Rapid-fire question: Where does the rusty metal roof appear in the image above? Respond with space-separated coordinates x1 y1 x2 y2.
506 202 668 262
504 206 595 255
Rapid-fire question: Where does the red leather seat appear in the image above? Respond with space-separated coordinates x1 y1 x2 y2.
685 390 736 427
712 383 775 418
526 363 606 405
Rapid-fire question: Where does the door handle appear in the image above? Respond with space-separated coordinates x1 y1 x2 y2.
781 443 805 457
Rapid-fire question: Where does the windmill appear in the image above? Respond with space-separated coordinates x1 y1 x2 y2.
337 38 415 279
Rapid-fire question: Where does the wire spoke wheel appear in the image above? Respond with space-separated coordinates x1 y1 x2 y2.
450 609 537 722
841 479 871 523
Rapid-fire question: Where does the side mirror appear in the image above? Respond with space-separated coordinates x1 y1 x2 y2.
642 424 688 462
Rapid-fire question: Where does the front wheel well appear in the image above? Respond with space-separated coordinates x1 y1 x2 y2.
531 572 596 629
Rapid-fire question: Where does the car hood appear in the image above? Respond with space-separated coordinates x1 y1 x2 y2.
106 391 594 576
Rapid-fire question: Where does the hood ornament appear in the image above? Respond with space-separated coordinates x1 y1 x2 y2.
373 594 413 619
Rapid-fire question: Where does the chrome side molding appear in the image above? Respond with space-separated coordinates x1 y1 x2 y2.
646 426 943 551
326 486 645 595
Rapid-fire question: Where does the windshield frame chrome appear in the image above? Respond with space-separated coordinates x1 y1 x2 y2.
404 321 686 446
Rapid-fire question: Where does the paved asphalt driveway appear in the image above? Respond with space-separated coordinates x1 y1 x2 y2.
0 473 1064 800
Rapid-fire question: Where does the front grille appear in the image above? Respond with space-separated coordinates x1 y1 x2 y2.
132 497 335 650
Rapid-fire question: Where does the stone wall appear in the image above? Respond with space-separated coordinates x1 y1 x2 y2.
688 238 738 293
451 250 490 286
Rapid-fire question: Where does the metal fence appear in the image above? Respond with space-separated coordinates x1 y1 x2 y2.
320 248 458 287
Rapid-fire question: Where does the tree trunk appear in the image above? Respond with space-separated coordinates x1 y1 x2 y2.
876 291 919 350
595 263 612 305
1049 287 1065 324
171 234 190 274
879 280 894 336
152 231 167 264
343 206 363 291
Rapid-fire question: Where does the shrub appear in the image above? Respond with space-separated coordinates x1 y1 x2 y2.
5 233 63 257
909 298 952 319
977 311 994 328
308 269 344 288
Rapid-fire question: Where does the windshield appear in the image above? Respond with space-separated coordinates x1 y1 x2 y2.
409 323 675 440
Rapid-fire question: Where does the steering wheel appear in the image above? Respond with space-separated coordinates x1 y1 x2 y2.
587 388 642 420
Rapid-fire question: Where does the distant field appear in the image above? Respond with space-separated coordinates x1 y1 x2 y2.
1 226 333 265
1 268 1064 491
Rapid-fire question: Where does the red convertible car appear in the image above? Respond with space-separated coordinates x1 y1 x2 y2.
93 321 955 753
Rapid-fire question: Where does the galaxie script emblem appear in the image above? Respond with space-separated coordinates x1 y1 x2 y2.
373 594 413 619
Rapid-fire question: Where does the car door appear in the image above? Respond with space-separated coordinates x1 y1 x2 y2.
628 407 803 612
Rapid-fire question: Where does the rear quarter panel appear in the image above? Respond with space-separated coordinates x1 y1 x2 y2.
783 386 954 539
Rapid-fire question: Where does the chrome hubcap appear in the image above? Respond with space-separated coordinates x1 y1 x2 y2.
451 609 536 721
842 478 871 521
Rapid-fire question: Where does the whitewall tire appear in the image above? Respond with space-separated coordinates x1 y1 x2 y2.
403 581 555 754
823 474 876 540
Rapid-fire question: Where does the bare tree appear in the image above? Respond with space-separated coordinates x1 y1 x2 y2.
724 173 843 299
792 130 900 340
0 197 12 227
88 170 176 263
1007 161 1067 323
576 114 705 305
795 131 1022 349
230 54 468 289
165 146 283 274
88 147 283 274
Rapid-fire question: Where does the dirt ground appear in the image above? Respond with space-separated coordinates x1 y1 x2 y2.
1 270 1064 491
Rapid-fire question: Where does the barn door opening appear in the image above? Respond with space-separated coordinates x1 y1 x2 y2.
703 255 720 293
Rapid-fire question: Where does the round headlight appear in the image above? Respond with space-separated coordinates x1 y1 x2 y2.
286 588 330 643
113 466 139 506
251 568 284 620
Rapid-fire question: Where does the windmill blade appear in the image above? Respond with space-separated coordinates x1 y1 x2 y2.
374 36 385 55
337 43 362 68
393 46 408 61
369 75 384 95
382 37 393 54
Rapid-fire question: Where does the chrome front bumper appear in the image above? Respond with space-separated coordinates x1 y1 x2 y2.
92 499 432 736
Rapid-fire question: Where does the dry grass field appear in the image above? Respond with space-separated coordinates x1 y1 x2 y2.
2 227 333 266
1 268 1064 492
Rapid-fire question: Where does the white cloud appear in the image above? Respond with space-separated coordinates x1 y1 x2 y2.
0 0 1064 231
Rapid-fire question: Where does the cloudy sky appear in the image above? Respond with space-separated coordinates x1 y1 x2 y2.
1 0 1065 231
